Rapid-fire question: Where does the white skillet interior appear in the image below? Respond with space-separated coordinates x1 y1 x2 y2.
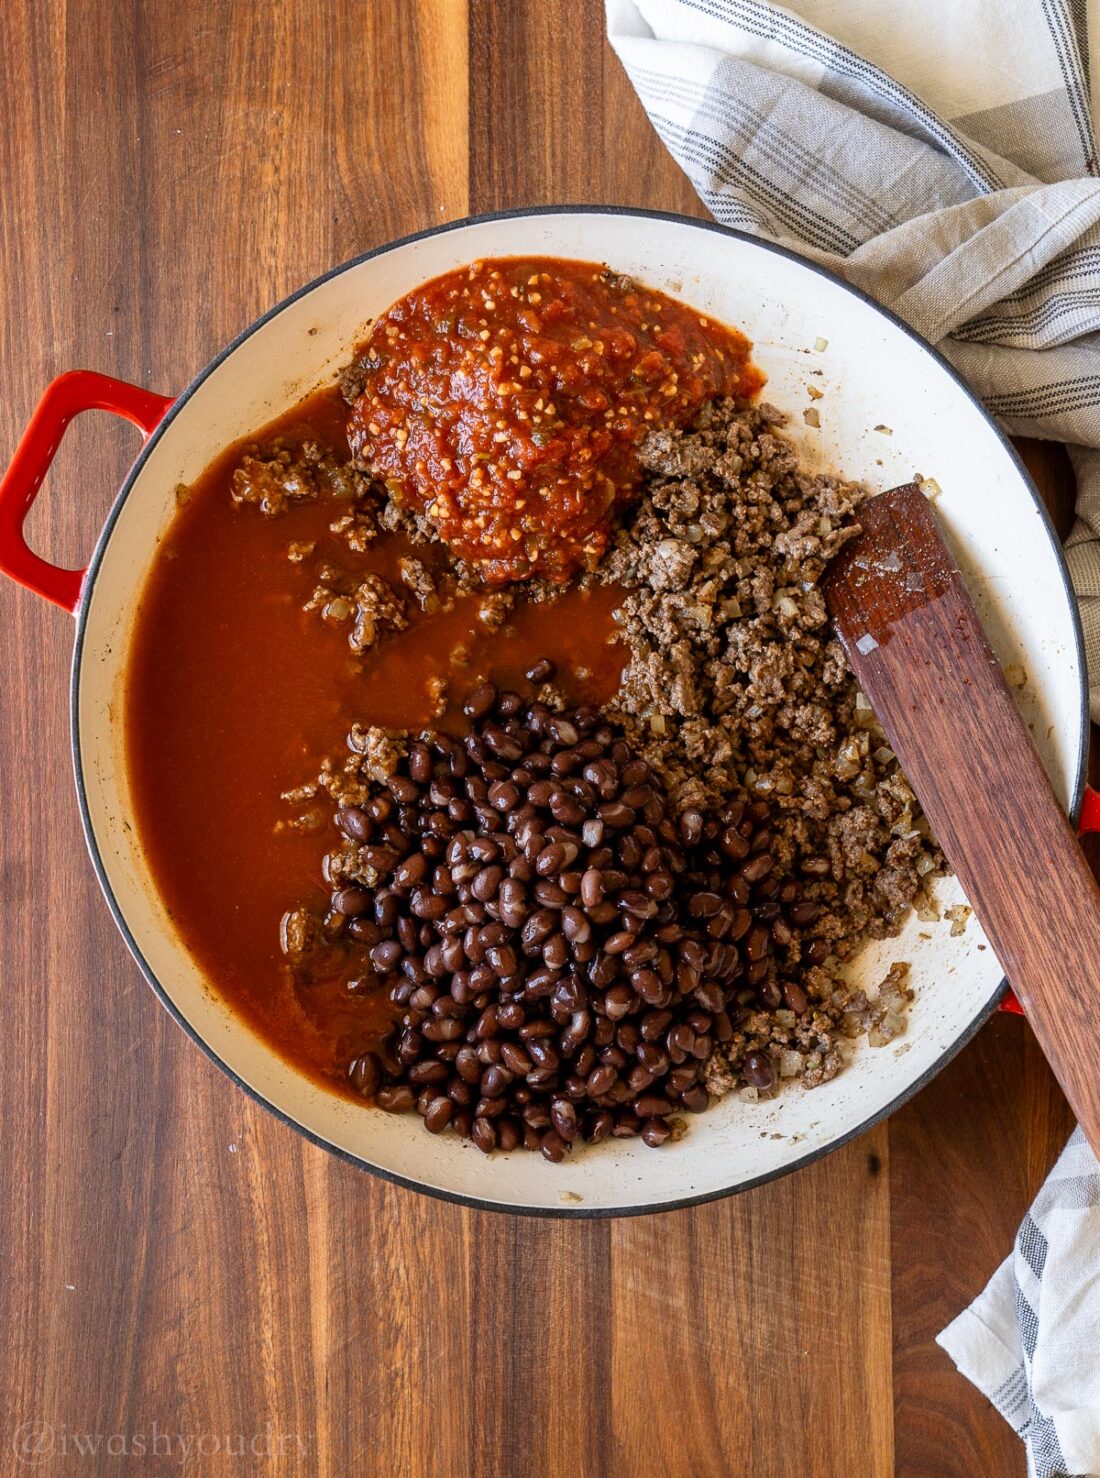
75 210 1085 1214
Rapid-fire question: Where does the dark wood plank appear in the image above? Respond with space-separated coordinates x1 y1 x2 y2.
890 1016 1075 1476
610 1129 894 1478
469 0 703 215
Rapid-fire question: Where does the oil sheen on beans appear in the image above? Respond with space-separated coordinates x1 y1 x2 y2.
125 385 628 1094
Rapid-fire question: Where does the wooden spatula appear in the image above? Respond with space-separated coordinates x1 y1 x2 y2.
824 484 1100 1156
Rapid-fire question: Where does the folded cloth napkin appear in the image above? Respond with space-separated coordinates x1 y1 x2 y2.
938 1130 1100 1478
607 2 1100 1471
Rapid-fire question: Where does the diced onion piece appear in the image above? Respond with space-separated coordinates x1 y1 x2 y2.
869 1009 905 1048
780 1050 803 1078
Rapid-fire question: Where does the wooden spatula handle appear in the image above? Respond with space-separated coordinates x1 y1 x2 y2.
826 488 1100 1156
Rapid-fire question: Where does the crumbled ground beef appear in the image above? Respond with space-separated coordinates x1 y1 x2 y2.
398 556 444 613
231 439 371 516
347 574 408 654
329 508 379 554
303 566 408 653
596 399 940 1092
475 590 514 629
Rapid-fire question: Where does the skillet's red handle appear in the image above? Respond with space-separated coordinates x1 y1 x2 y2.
0 370 174 613
1000 783 1100 1014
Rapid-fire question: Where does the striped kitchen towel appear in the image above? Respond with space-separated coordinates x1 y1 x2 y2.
606 0 1100 723
938 1129 1100 1478
607 4 1100 1472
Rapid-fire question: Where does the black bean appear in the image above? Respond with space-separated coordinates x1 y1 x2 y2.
788 901 821 926
408 744 434 784
757 976 782 1008
347 1053 381 1097
370 939 403 972
423 1097 453 1134
527 1037 560 1071
392 853 429 892
488 780 521 812
533 880 567 907
487 944 517 977
637 1043 670 1076
307 688 795 1159
689 892 722 919
376 1085 415 1113
542 934 569 970
525 657 556 683
411 890 449 921
743 1051 775 1090
599 802 634 829
422 1018 463 1043
549 793 585 825
388 775 419 804
481 1064 513 1097
471 1117 497 1153
603 984 633 1020
333 886 371 917
337 806 371 842
585 1064 617 1097
729 908 752 942
550 1098 578 1142
745 924 772 962
471 864 503 903
408 1060 449 1086
679 1083 709 1113
500 1041 532 1075
617 890 656 920
739 853 775 884
539 1129 567 1163
782 980 808 1015
497 1118 522 1152
464 682 497 720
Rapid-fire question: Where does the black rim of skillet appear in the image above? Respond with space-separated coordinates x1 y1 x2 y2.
70 204 1091 1219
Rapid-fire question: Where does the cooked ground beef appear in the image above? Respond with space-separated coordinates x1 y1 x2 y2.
398 556 443 613
231 439 370 516
600 398 940 943
303 567 408 653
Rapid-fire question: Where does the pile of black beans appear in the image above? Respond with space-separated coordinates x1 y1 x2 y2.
320 670 805 1161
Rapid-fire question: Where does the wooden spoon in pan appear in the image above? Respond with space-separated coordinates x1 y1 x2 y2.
824 484 1100 1157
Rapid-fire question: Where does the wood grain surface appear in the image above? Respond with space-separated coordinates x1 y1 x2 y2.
0 4 1082 1474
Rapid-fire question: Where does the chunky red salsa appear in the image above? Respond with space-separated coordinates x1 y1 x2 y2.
346 257 762 581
